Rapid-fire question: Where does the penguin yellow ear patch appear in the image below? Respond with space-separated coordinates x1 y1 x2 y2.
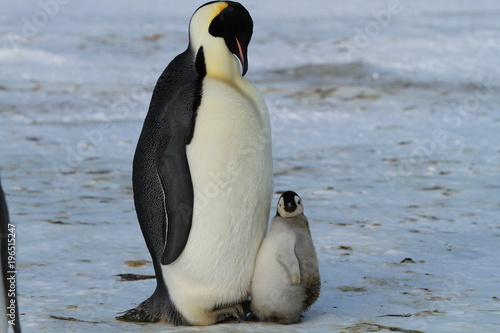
209 2 229 21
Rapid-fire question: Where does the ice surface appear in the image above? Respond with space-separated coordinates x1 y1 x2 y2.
1 0 499 332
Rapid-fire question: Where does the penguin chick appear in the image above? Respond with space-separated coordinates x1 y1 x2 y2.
251 191 321 324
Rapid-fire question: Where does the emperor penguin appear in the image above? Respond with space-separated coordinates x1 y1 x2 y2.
251 191 321 324
1 177 21 333
118 1 273 326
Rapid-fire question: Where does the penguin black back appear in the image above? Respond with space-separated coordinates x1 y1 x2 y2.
133 46 206 268
1 178 21 333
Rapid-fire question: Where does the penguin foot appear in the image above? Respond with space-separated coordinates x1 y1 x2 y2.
214 303 245 323
116 288 186 325
116 306 162 323
246 312 259 322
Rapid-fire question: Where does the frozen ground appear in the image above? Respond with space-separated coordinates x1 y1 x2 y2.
1 0 500 332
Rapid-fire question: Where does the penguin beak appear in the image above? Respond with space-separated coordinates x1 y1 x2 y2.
234 36 248 76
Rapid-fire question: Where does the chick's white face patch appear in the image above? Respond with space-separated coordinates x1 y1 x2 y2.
277 194 304 218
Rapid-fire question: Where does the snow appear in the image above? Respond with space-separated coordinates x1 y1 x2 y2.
1 0 500 332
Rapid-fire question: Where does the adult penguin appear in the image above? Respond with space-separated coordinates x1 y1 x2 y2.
118 1 273 326
1 177 21 333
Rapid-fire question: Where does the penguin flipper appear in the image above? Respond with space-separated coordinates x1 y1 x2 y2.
138 49 200 267
276 237 301 285
156 145 194 266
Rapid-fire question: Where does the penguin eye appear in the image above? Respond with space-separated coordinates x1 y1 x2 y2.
297 200 301 205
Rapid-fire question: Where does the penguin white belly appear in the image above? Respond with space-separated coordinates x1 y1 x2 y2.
162 77 272 325
251 225 303 318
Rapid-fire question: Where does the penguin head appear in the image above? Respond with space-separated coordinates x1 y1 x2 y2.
277 191 304 218
189 1 253 77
